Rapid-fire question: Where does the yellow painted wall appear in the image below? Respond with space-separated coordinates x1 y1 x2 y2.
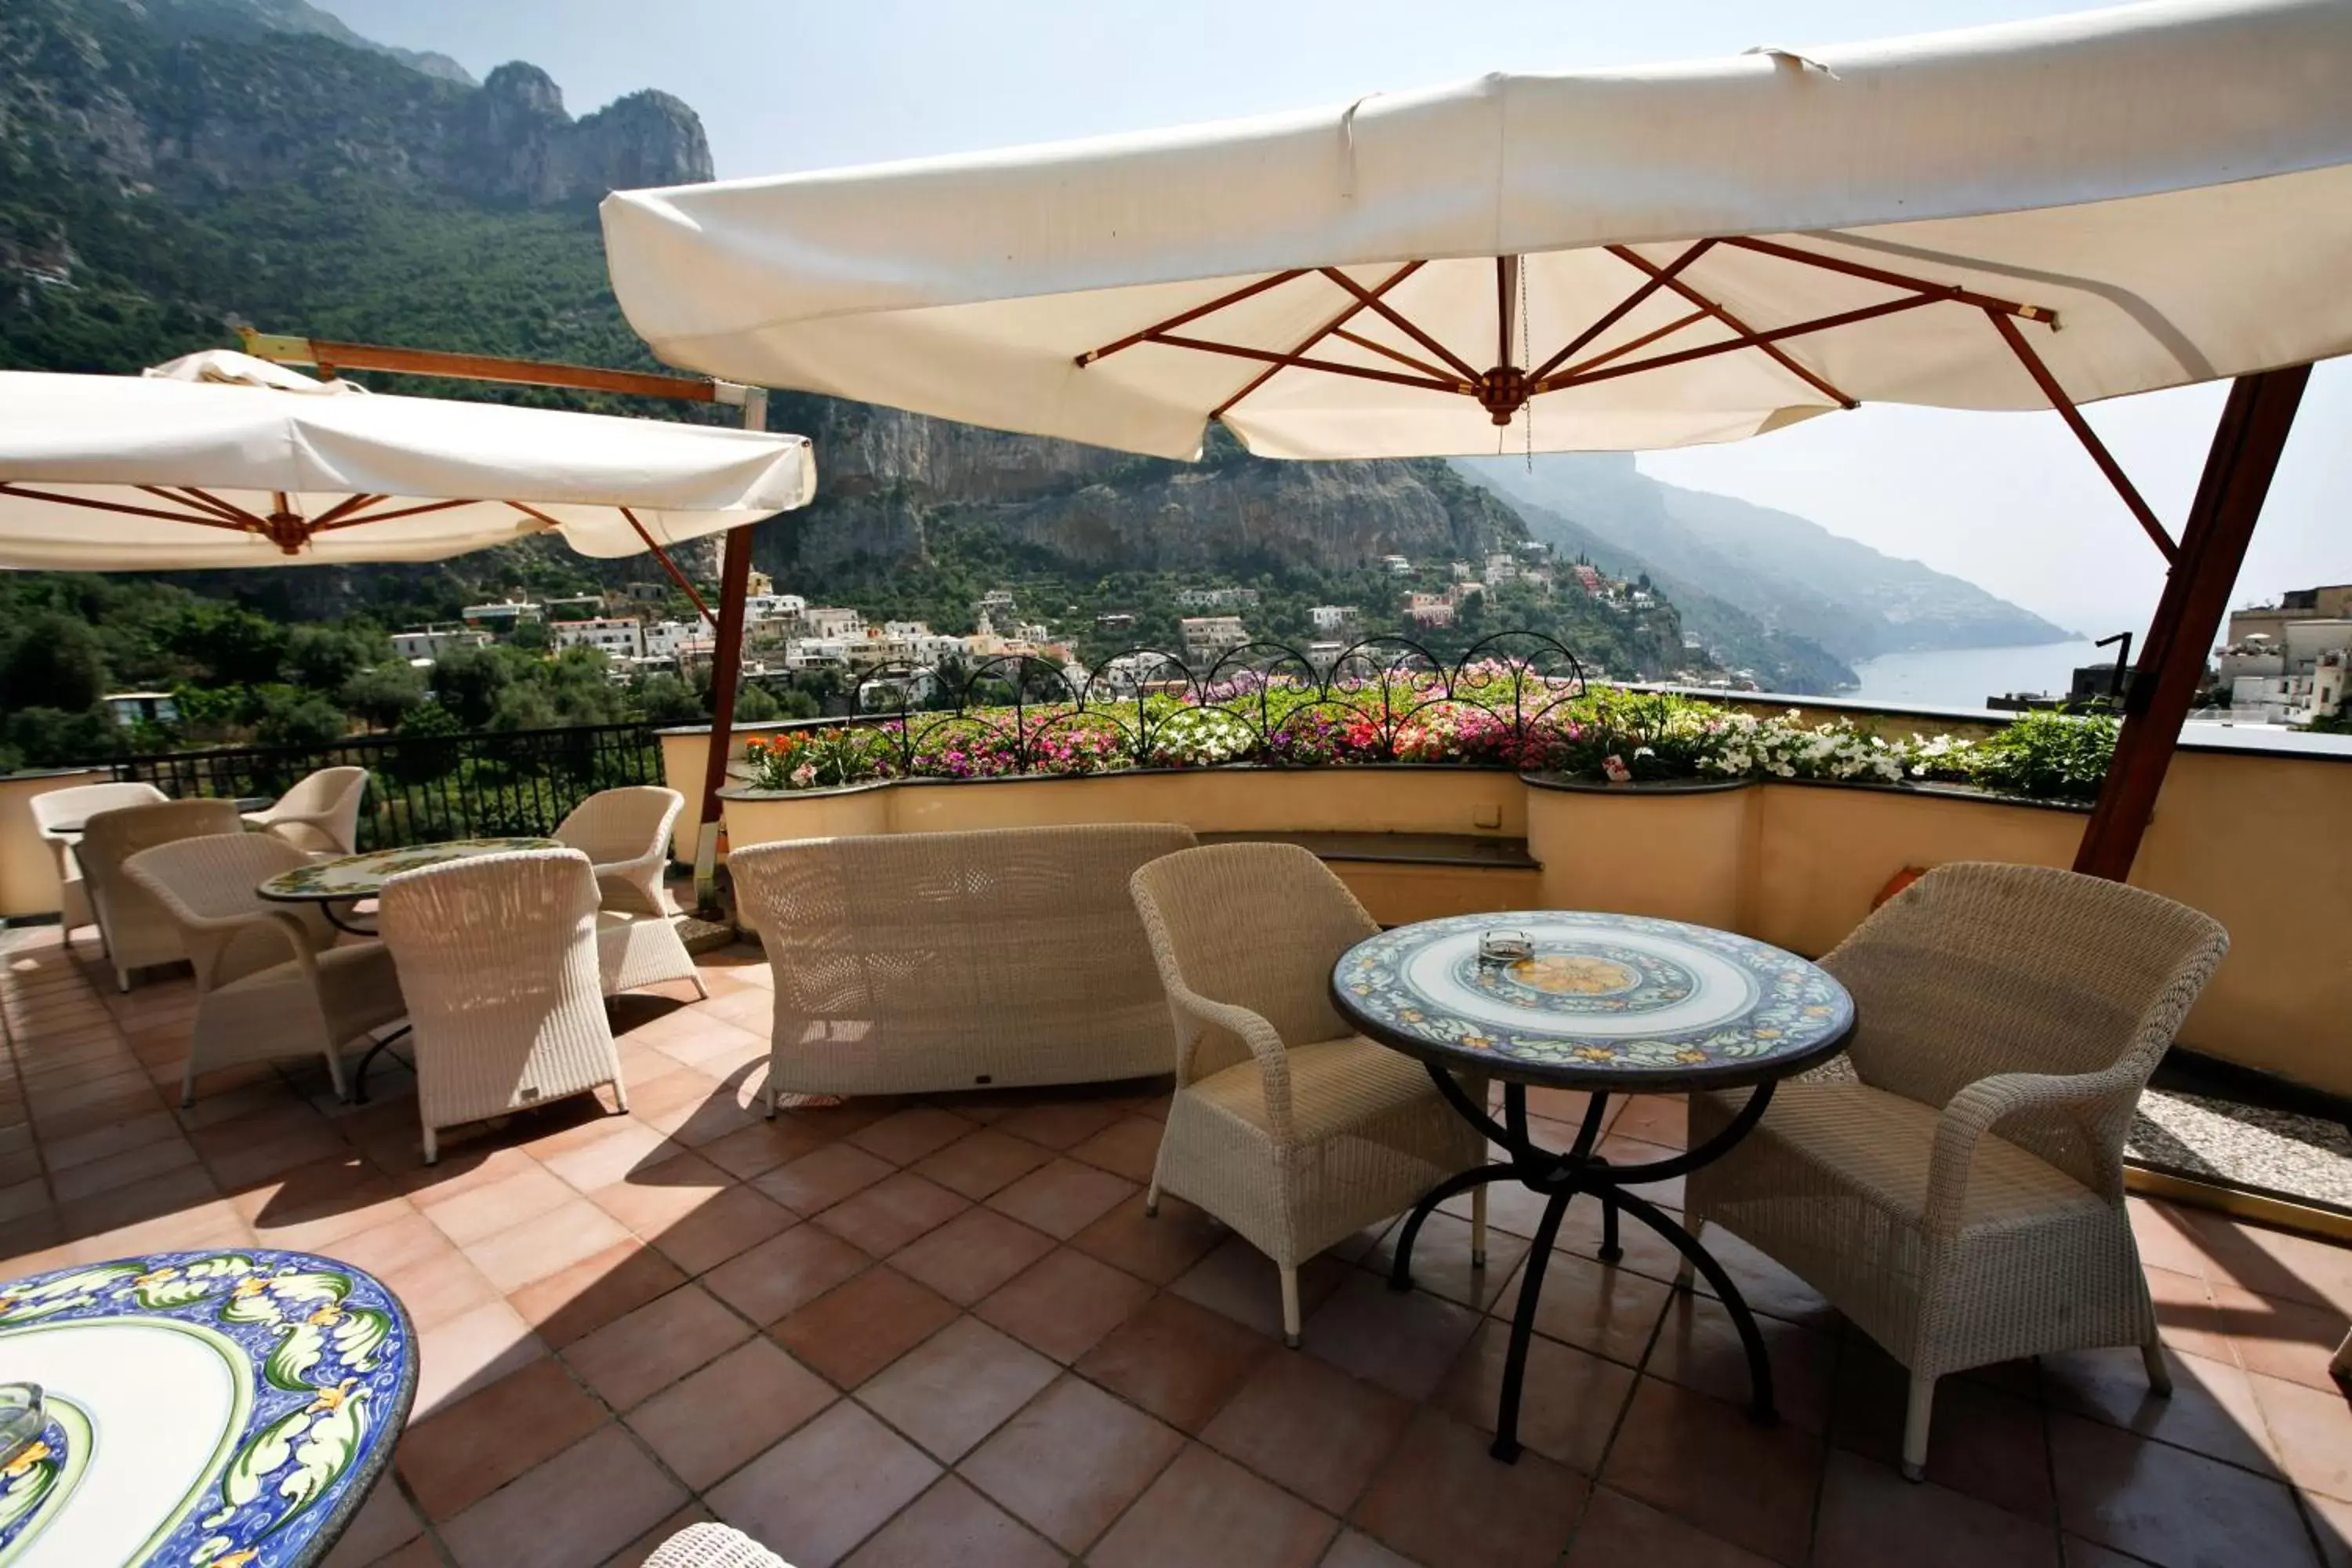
1525 784 1751 928
0 769 108 919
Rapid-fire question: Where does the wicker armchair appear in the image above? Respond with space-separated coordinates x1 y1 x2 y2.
731 823 1199 1099
29 782 165 946
78 799 245 991
1130 842 1489 1347
554 785 704 998
125 833 405 1105
379 848 627 1163
642 1523 789 1568
1686 862 2229 1479
242 766 368 857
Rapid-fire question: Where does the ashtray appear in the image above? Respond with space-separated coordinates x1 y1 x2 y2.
1477 929 1534 967
0 1383 43 1471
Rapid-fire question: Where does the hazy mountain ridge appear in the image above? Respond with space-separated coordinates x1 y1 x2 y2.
133 0 475 84
1458 455 2072 668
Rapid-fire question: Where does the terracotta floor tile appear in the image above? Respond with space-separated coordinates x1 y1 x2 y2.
1688 1221 1842 1330
1069 1192 1227 1286
561 1283 752 1410
422 1162 579 1247
47 1134 196 1202
1091 1442 1338 1568
811 1171 970 1258
318 1475 427 1567
2144 1262 2241 1367
397 1358 610 1520
369 1242 503 1331
1304 1271 1483 1403
599 1504 720 1568
2211 1282 2350 1392
2128 1197 2220 1280
586 1149 731 1233
773 1265 960 1388
56 1161 218 1235
703 1224 873 1326
2307 1494 2352 1568
1065 1116 1166 1184
2183 1210 2352 1317
755 1142 898 1216
535 1118 682 1193
960 1374 1185 1552
1202 1348 1413 1515
237 1158 412 1252
909 1128 1056 1202
1562 1487 1777 1568
1508 1247 1674 1367
504 1238 689 1348
644 1182 797 1276
1610 1093 1689 1149
1600 1377 1826 1565
463 1198 634 1294
993 1099 1125 1152
1321 1530 1418 1568
1650 1290 1840 1437
2049 1410 2319 1568
1352 1407 1588 1568
705 1400 941 1568
2041 1343 2278 1477
839 1475 1062 1568
890 1207 1054 1306
975 1246 1156 1363
1077 1291 1273 1432
1362 1208 1529 1313
1829 1344 2055 1523
439 1425 688 1568
849 1105 977 1166
626 1336 837 1488
985 1157 1136 1240
858 1316 1058 1461
1169 1235 1349 1341
1432 1319 1638 1476
411 1298 548 1417
1813 1447 2061 1568
2245 1369 2352 1503
697 1116 833 1181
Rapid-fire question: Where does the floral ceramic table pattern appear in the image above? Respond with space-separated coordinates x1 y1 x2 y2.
1334 910 1853 1091
256 837 561 903
0 1248 415 1568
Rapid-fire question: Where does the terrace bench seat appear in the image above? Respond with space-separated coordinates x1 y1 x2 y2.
1196 829 1537 870
729 822 1199 1100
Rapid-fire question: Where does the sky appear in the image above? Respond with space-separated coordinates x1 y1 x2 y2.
319 0 2347 644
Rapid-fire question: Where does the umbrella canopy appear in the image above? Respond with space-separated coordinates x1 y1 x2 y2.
601 0 2352 462
0 351 816 569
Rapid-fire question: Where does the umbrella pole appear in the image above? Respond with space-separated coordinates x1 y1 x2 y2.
695 388 769 917
2073 365 2309 880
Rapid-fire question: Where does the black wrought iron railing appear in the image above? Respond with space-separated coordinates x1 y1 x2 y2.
107 722 663 851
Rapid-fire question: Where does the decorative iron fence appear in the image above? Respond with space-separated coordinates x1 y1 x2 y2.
107 722 663 851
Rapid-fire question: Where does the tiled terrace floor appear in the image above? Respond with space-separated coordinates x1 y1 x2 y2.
2 926 2350 1568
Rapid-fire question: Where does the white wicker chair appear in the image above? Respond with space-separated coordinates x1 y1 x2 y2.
641 1523 789 1568
1130 842 1489 1347
125 833 406 1105
77 799 245 990
731 823 1199 1099
379 847 627 1163
243 765 368 857
1685 862 2229 1479
554 785 704 998
29 781 165 946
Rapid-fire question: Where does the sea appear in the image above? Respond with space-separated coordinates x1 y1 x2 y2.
1846 639 2104 712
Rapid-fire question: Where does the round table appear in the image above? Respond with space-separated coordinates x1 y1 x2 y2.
1331 909 1854 1462
0 1247 416 1568
258 837 561 1096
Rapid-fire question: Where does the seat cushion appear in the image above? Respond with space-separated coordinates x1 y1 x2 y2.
1189 1035 1451 1140
1728 1081 2104 1232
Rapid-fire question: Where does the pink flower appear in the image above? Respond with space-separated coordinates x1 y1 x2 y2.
1602 754 1632 784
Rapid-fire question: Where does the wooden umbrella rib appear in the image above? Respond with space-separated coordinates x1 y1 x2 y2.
617 506 719 622
140 485 263 526
1555 308 1711 378
316 496 477 526
1077 270 1312 365
1984 307 2176 562
307 493 390 528
1606 245 1859 410
1208 260 1424 419
1151 332 1467 394
0 481 268 528
1329 327 1461 384
1535 292 1944 393
1526 239 1716 383
1316 267 1483 383
1722 236 2057 323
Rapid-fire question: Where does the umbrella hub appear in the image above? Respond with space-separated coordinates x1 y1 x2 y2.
261 509 311 554
1476 364 1529 426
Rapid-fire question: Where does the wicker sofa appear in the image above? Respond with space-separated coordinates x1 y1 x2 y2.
730 822 1198 1100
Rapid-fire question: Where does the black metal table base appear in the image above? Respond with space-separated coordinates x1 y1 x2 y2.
350 1026 412 1104
1388 1069 1780 1462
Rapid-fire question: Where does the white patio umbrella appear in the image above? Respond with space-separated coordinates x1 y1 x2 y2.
600 0 2352 466
0 350 816 570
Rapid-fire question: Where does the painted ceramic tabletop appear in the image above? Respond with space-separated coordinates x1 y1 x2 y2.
256 837 561 901
1334 910 1853 1090
0 1247 416 1568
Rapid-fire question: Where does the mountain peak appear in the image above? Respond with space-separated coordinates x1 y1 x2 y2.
135 0 475 83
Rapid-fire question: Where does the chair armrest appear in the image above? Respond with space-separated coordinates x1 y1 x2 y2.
1160 982 1297 1142
1924 1065 2137 1229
